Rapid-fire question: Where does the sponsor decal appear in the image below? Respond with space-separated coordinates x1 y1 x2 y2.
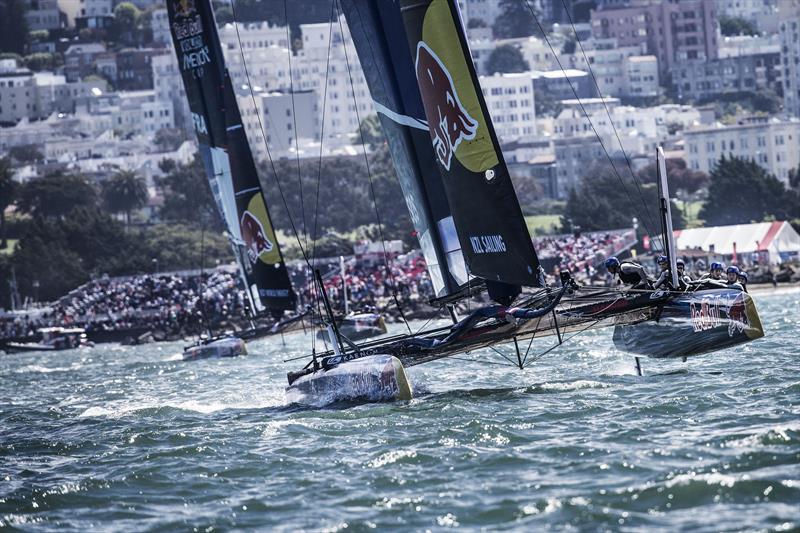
191 112 208 135
415 41 477 171
469 234 506 254
689 292 749 337
240 210 274 264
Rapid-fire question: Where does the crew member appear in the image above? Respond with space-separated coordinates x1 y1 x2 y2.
702 261 725 280
726 265 740 284
605 256 650 290
676 259 692 282
737 271 749 293
653 255 672 290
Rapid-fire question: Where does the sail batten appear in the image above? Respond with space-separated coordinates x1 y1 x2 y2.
168 0 296 313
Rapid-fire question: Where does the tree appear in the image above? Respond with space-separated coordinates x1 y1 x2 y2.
17 171 98 219
154 128 186 152
157 155 220 229
101 170 149 225
636 158 709 195
719 15 758 37
485 44 530 74
353 115 385 151
699 155 794 226
534 90 563 118
468 18 487 29
789 164 800 190
8 144 43 164
0 158 18 249
561 161 685 234
493 0 539 39
0 0 29 55
23 52 62 72
113 2 142 45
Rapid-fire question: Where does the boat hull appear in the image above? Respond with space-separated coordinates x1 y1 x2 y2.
182 336 247 361
612 288 764 359
285 354 412 406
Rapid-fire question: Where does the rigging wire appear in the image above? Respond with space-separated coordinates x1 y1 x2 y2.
522 0 662 250
558 0 663 253
307 0 338 357
228 0 312 269
334 0 412 334
282 0 309 252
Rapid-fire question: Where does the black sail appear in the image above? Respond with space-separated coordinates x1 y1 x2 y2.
341 0 542 296
340 0 466 298
167 0 296 312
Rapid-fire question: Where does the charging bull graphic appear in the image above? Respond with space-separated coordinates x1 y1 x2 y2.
415 41 478 171
727 292 749 337
240 210 273 264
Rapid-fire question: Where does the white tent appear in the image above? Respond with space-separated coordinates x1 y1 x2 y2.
674 221 800 264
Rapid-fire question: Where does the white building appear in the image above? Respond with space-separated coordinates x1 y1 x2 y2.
622 55 659 98
151 8 171 46
25 0 61 30
683 116 800 184
57 0 112 27
479 72 536 142
779 5 800 118
0 60 106 124
152 52 189 132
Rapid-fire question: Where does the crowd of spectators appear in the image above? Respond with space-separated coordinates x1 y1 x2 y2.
1 271 249 341
535 229 636 284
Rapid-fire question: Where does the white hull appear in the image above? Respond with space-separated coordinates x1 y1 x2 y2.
285 354 413 406
182 336 247 361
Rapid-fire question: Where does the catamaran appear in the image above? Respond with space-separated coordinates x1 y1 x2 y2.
167 0 763 394
282 0 764 404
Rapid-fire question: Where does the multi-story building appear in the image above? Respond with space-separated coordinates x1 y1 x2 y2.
683 116 800 184
554 136 608 198
590 0 719 76
152 52 188 132
64 43 108 82
479 72 536 143
674 51 780 101
532 69 597 101
116 49 160 91
90 90 174 137
151 8 172 47
0 60 106 125
779 3 800 118
57 0 112 27
25 0 62 30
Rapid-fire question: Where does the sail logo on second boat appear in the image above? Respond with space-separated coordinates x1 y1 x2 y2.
470 235 506 254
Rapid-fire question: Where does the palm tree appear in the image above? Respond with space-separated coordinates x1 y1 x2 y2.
0 157 18 249
102 170 149 226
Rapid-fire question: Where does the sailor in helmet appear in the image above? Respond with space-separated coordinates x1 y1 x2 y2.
676 259 693 285
702 261 725 281
604 256 650 290
725 265 745 289
652 255 672 290
737 270 749 293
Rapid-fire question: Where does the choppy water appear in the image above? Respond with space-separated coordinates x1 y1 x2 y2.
1 289 799 531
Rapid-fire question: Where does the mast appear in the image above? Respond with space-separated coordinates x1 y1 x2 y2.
167 0 296 314
656 147 679 289
340 0 542 304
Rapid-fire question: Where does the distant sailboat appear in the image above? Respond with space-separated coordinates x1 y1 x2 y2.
167 0 296 360
284 0 764 404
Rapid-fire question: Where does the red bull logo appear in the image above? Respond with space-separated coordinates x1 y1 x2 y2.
690 292 749 337
240 210 273 264
727 292 748 337
415 41 477 171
